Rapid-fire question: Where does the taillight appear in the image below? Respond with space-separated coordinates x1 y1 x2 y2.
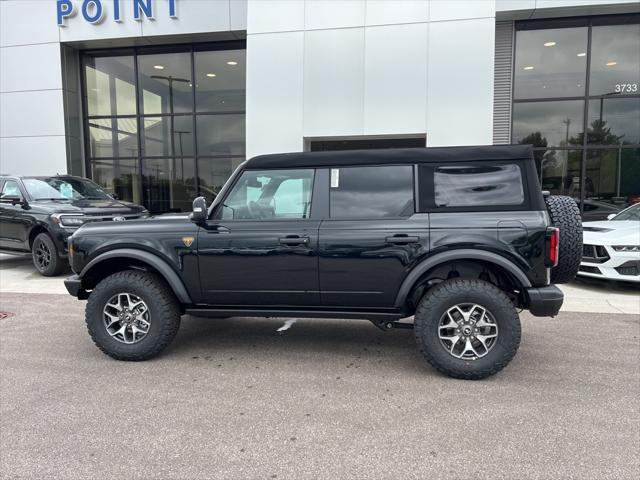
547 227 559 267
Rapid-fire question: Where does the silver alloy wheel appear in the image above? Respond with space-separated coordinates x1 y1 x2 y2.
438 303 499 360
34 240 51 270
103 293 151 344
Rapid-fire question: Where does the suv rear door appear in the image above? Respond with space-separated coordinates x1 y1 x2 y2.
318 165 429 308
197 168 321 306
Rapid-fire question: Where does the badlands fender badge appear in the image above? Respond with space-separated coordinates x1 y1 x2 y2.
182 236 194 248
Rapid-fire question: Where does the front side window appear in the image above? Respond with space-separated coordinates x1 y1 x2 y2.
434 164 525 208
1 181 21 198
222 169 314 220
329 166 414 218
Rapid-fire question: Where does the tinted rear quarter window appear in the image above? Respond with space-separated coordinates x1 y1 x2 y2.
329 165 414 218
433 164 525 208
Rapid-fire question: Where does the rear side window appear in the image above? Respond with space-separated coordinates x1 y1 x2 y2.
329 165 414 218
433 164 525 208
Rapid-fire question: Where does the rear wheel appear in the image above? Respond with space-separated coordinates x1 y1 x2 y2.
31 232 65 276
85 270 181 361
414 279 521 380
545 195 582 284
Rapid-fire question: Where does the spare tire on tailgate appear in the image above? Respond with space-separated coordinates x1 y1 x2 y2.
545 195 583 284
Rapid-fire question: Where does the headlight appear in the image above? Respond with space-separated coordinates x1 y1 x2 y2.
51 213 86 228
612 246 640 252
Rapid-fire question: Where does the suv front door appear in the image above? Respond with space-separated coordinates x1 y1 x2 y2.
0 180 29 250
197 168 320 306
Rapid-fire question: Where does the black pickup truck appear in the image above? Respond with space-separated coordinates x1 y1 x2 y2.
65 145 582 379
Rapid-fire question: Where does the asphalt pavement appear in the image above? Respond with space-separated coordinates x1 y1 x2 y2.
1 292 638 479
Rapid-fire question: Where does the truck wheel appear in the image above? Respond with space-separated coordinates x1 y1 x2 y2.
85 270 181 361
32 232 65 276
545 195 582 284
414 279 521 380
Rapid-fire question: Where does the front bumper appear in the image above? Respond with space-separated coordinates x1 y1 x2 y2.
64 275 90 300
525 285 564 317
578 245 640 283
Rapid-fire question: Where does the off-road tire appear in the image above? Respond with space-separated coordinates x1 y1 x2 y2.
31 232 66 276
545 195 582 284
85 270 181 361
414 279 521 380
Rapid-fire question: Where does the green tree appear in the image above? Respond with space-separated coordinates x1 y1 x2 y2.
569 119 624 146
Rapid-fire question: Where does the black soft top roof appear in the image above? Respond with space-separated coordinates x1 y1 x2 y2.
245 145 533 169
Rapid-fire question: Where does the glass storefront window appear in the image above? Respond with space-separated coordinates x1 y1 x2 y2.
195 50 246 112
586 147 640 204
137 52 193 115
537 149 583 197
142 115 194 157
85 55 137 116
91 159 141 204
514 27 588 99
82 44 246 214
589 23 640 96
588 97 640 145
196 114 245 156
197 157 245 204
513 18 640 216
512 100 584 147
88 117 138 158
142 157 196 213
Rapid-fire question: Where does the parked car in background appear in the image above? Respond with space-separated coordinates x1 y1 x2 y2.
579 203 640 283
0 175 147 276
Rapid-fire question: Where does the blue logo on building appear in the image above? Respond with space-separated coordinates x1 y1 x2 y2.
57 0 178 26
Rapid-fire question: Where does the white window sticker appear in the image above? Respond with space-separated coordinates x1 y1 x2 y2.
330 168 340 188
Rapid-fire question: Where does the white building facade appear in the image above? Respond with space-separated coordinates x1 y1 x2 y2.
1 0 639 213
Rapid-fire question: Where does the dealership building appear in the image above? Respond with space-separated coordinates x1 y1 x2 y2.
1 0 639 214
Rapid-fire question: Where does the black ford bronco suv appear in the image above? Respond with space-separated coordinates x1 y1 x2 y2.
65 145 582 379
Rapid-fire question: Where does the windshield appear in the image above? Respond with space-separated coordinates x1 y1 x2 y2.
23 177 111 201
611 203 640 221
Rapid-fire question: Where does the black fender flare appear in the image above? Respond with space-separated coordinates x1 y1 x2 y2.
394 249 532 308
80 248 192 304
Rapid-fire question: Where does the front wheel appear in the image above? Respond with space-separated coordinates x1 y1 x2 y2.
414 279 521 380
32 232 66 276
85 270 181 361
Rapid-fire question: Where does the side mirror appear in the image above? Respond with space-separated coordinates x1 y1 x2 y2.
606 213 616 220
190 196 207 224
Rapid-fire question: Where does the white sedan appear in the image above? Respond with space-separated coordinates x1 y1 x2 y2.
579 203 640 283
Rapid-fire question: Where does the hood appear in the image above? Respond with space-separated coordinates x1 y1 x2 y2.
582 220 640 245
76 211 191 235
33 198 146 215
